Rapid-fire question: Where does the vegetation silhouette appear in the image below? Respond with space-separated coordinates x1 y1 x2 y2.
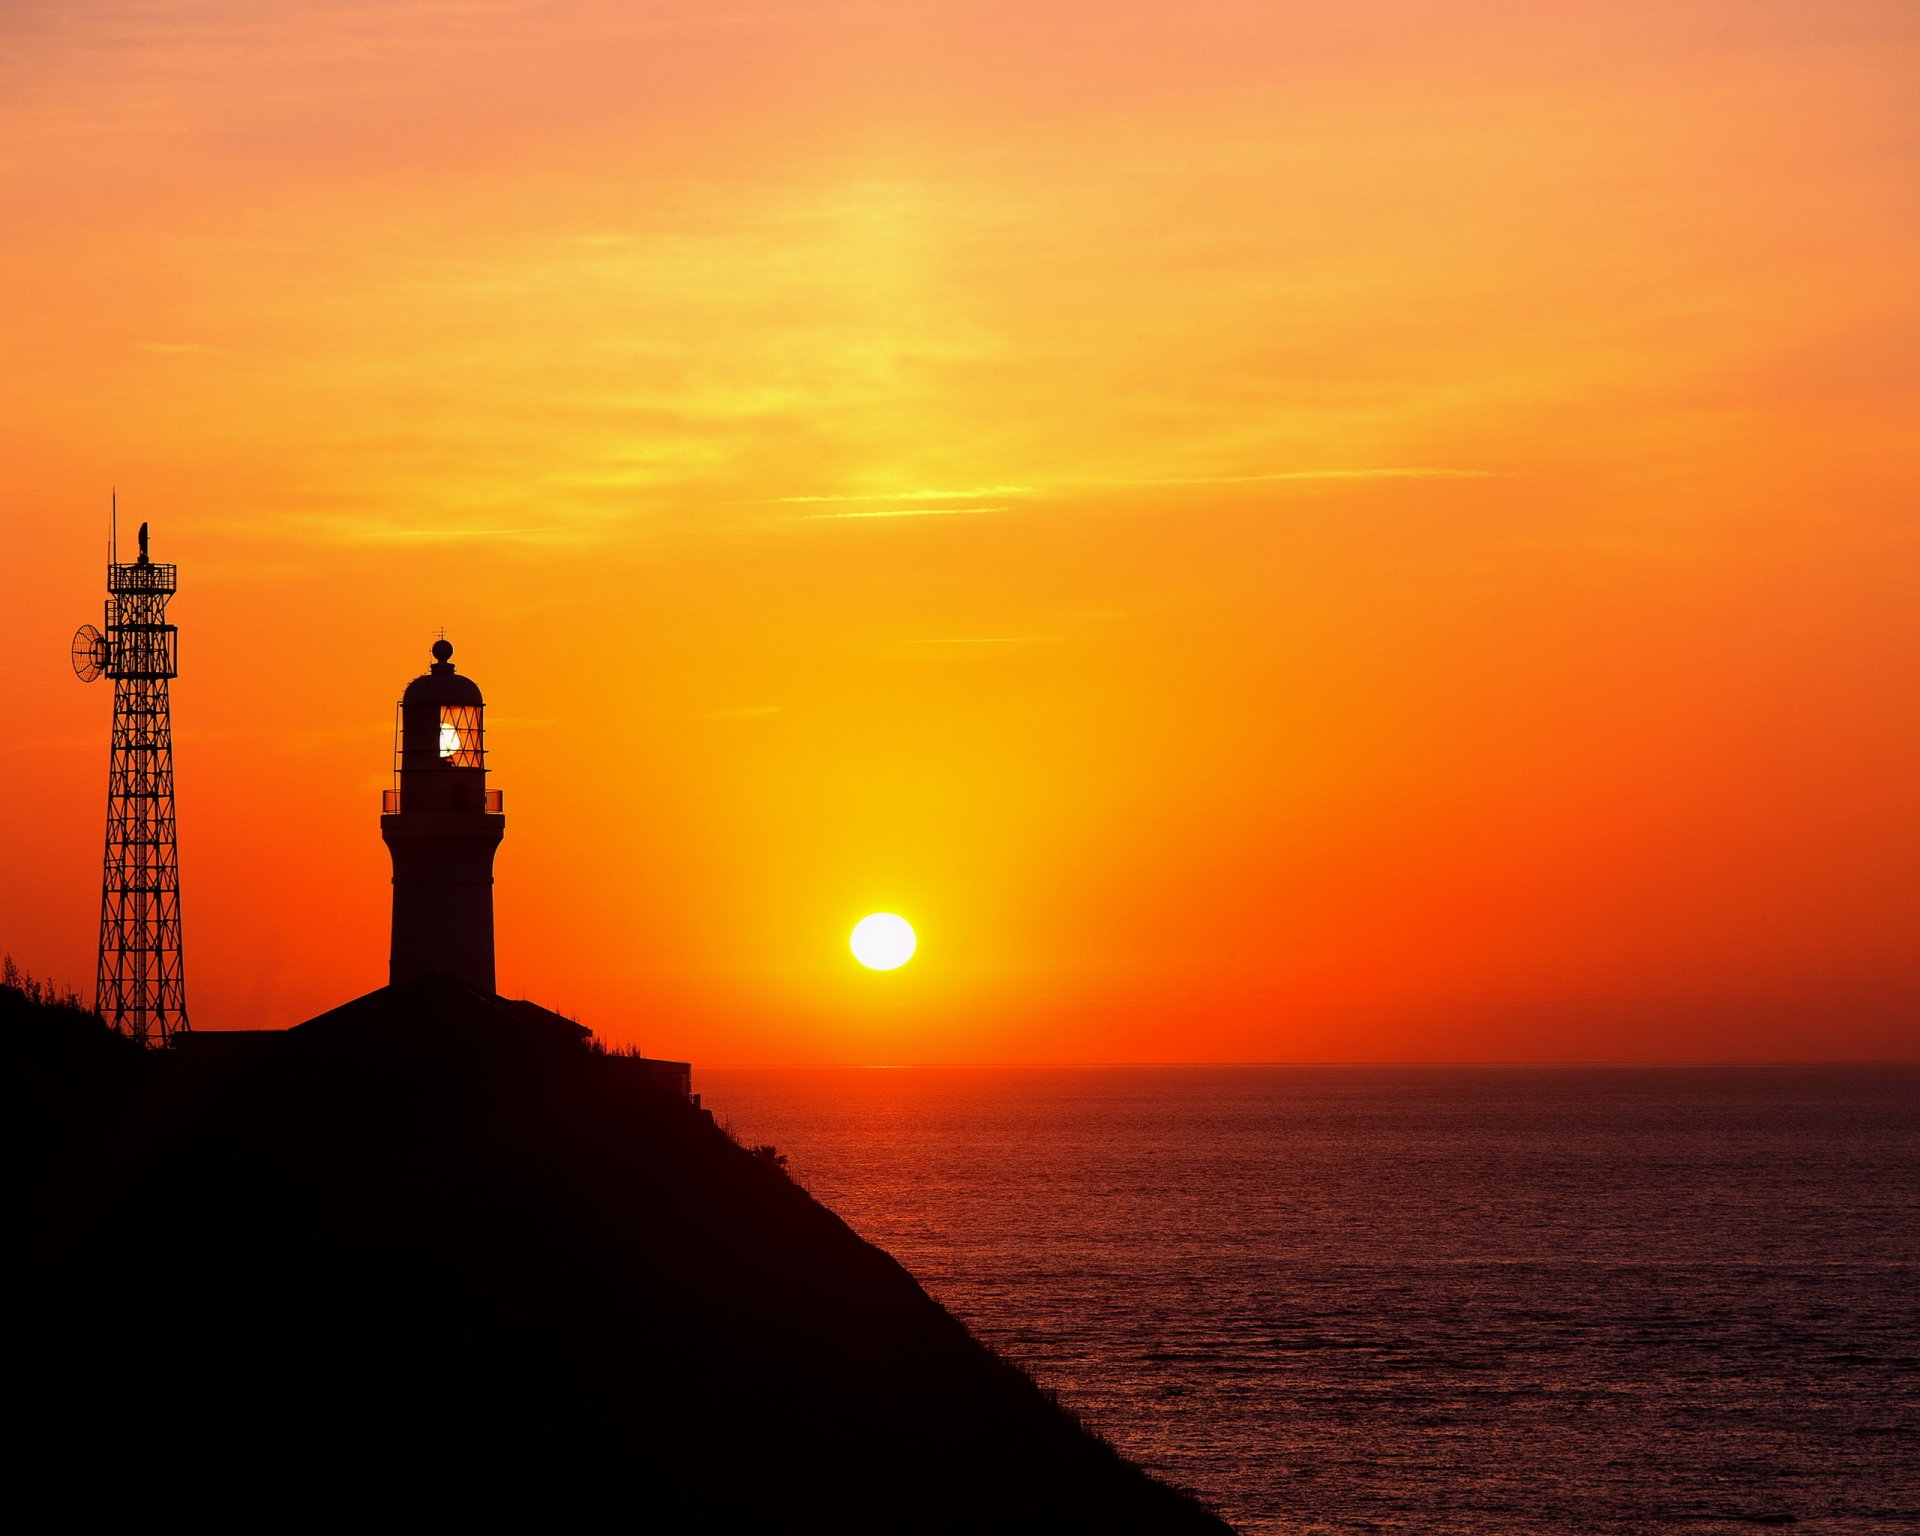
1 969 1230 1533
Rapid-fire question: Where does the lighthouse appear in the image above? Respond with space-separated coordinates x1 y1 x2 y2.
380 639 504 992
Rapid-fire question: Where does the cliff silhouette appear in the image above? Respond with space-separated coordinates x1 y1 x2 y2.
0 974 1230 1533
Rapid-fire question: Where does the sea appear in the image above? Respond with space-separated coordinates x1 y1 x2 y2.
699 1065 1920 1535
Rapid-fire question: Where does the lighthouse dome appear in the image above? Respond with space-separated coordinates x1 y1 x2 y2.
402 640 484 707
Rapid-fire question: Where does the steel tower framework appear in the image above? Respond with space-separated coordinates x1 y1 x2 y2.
72 518 188 1043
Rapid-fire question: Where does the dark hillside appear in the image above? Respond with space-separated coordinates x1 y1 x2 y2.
1 976 1230 1533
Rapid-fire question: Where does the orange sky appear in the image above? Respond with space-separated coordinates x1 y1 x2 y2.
3 1 1917 1062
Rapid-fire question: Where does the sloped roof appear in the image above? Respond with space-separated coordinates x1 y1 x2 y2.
290 971 590 1055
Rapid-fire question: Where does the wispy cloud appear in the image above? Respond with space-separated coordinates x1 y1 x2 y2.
799 505 1005 521
908 636 1046 646
279 517 578 545
774 468 1497 528
1095 467 1499 488
365 526 558 539
774 486 1035 504
776 468 1494 513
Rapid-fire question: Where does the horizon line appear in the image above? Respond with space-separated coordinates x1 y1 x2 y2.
688 1057 1920 1070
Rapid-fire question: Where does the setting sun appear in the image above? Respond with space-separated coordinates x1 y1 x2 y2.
850 914 916 972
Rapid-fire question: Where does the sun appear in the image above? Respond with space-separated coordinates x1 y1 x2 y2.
850 913 916 971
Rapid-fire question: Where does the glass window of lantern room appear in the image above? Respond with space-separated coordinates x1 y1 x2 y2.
438 705 483 767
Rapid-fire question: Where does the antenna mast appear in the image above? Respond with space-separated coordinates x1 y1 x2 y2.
72 506 188 1044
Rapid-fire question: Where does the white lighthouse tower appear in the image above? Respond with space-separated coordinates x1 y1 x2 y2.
380 639 504 992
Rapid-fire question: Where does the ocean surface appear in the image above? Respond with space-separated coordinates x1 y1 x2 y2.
699 1065 1920 1535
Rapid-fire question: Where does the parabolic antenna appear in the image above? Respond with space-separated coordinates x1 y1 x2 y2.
71 624 108 682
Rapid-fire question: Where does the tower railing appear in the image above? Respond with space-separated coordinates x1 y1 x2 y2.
108 562 177 594
382 788 503 814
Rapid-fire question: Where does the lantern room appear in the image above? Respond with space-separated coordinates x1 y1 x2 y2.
386 638 500 816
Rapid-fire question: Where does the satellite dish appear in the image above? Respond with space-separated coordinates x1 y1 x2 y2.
71 624 108 683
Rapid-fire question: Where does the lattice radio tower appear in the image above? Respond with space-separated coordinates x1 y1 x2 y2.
70 500 189 1044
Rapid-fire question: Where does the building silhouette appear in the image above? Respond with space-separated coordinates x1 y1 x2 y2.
134 628 694 1107
380 639 504 992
